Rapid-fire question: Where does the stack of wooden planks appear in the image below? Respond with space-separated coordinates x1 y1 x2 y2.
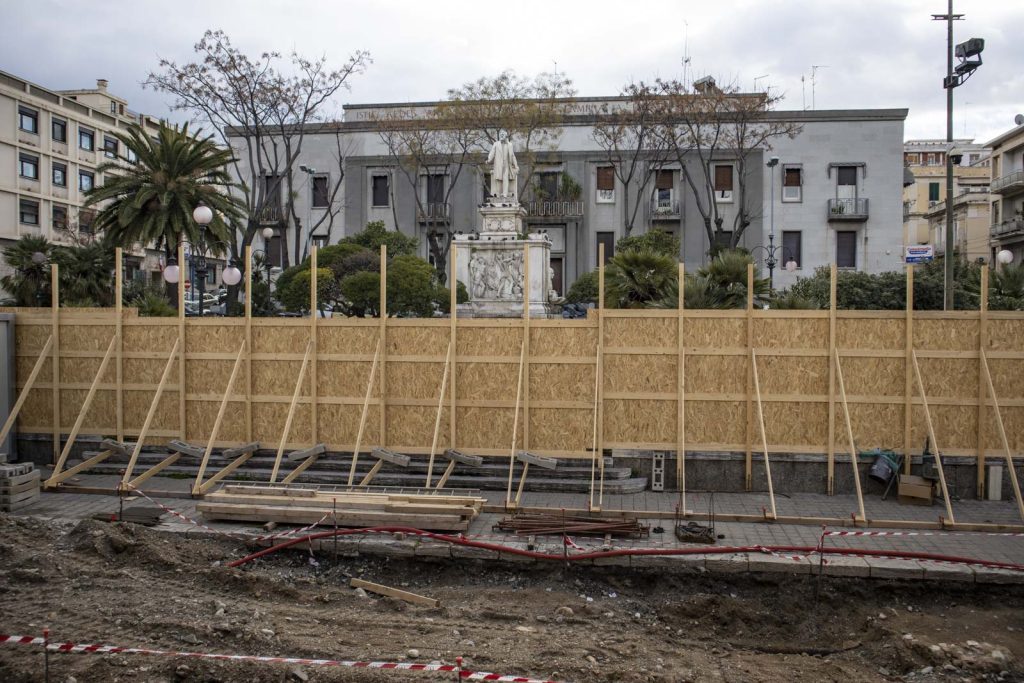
495 511 649 538
197 484 486 532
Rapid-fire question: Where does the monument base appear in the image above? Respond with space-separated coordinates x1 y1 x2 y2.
454 233 560 319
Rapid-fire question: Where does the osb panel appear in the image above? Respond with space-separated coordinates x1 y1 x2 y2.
917 358 977 398
603 354 677 394
386 362 447 400
987 358 1024 400
529 363 594 401
986 319 1024 352
762 402 827 447
59 389 116 431
836 318 905 350
253 361 311 397
318 403 381 447
756 356 828 396
839 357 904 397
59 356 116 385
753 319 827 349
186 360 247 396
686 401 745 446
531 327 596 357
685 355 746 394
387 326 449 357
387 405 449 448
984 406 1024 452
123 358 177 386
58 325 113 352
252 403 313 446
456 407 521 451
123 326 178 353
317 361 379 399
913 319 978 351
15 324 51 354
604 399 676 444
318 326 379 355
912 405 977 453
604 317 675 348
186 325 242 354
17 356 52 384
252 325 310 354
683 317 745 348
185 401 248 444
457 327 522 357
123 390 180 433
841 404 904 451
16 389 52 429
529 408 591 453
456 362 520 401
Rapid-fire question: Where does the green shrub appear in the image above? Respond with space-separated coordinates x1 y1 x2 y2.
565 271 599 304
616 229 680 258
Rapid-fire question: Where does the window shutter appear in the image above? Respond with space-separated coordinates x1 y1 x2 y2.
655 170 673 190
597 167 615 191
783 168 801 187
714 165 733 191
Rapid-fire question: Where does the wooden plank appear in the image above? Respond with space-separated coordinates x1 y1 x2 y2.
280 451 322 485
522 242 531 453
126 451 181 489
514 461 530 506
197 503 468 531
178 243 186 441
677 262 686 511
592 241 606 511
979 350 1024 522
115 247 124 442
50 263 59 464
745 263 754 491
0 335 52 446
198 450 257 494
245 244 253 443
192 340 248 494
425 341 452 488
904 265 913 474
976 265 988 498
827 263 837 495
834 348 866 521
449 248 457 454
349 578 440 607
121 337 180 486
379 244 387 450
504 333 527 508
910 350 955 523
347 335 382 486
310 246 319 446
357 459 384 486
45 450 112 487
269 340 313 483
750 349 777 519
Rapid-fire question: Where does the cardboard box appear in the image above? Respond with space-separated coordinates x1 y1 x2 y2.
898 474 934 506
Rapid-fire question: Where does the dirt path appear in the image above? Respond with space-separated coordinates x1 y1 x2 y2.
0 515 1021 682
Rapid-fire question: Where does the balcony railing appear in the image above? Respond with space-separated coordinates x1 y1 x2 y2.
827 198 869 222
524 198 584 218
650 198 681 219
991 170 1024 196
992 218 1024 238
416 202 450 222
257 206 285 224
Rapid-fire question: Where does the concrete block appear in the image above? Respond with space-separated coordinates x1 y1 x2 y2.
705 553 750 574
921 562 975 583
747 554 813 575
821 556 871 578
974 567 1024 585
866 557 926 580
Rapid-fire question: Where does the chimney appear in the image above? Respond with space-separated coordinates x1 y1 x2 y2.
96 78 108 91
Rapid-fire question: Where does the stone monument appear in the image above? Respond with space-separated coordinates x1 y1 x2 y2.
454 133 559 318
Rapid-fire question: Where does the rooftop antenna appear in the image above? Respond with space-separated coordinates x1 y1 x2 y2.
552 60 558 76
801 75 807 110
811 65 829 109
681 20 691 89
753 74 769 92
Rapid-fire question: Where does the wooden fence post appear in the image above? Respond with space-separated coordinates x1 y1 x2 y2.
976 264 988 498
745 263 754 490
379 244 387 450
677 262 686 511
50 263 59 464
115 247 124 442
904 265 914 474
827 263 837 494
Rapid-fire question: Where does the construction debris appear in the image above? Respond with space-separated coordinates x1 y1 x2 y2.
0 462 40 512
495 511 648 538
197 483 485 532
350 578 440 607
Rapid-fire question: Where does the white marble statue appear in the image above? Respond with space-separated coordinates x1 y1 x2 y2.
487 131 519 199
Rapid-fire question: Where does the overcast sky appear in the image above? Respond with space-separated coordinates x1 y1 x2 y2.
3 0 1022 144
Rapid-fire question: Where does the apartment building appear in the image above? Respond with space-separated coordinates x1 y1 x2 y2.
987 120 1024 263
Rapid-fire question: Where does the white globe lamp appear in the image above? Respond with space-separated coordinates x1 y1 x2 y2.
997 249 1014 265
192 204 214 226
222 266 242 287
785 259 798 273
162 263 180 284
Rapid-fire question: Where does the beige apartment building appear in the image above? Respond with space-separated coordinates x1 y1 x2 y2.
902 139 991 261
0 70 167 284
988 121 1024 264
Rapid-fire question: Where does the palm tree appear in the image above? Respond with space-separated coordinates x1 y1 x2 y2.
84 122 242 258
53 238 115 307
605 250 678 308
0 235 53 306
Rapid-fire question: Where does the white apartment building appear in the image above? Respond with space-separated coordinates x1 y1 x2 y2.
988 121 1024 263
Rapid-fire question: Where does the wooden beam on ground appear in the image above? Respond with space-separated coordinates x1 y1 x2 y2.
750 349 777 519
44 449 113 487
100 439 131 456
504 334 527 508
425 340 452 488
125 452 181 489
347 335 382 486
269 340 314 484
979 349 1024 522
46 333 117 487
348 578 439 608
120 337 180 486
910 350 955 523
192 340 247 494
0 335 53 447
834 348 866 522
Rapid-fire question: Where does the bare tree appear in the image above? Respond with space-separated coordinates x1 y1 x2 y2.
144 30 370 272
654 78 801 250
591 81 671 236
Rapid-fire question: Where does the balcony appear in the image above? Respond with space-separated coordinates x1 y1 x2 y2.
991 170 1024 197
650 198 680 219
827 198 869 222
416 202 450 222
992 218 1024 239
257 206 285 224
523 198 584 218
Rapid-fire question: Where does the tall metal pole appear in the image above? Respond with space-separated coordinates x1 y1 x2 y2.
768 164 776 291
943 0 955 310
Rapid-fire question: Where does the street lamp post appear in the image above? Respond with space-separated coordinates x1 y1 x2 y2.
758 156 797 291
161 204 215 316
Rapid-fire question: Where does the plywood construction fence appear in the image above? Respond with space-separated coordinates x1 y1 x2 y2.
9 260 1024 496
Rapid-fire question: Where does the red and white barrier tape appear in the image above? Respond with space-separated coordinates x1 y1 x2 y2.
824 529 1024 538
0 634 562 683
562 535 584 551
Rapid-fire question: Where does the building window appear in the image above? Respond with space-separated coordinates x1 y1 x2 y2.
18 153 39 180
53 205 68 231
928 182 940 203
714 164 733 202
782 166 802 202
311 174 329 208
654 169 674 209
906 153 920 165
52 162 67 187
126 147 137 164
79 170 94 192
596 232 615 265
110 101 118 114
836 165 858 199
371 175 390 207
18 106 38 134
19 199 39 225
536 171 559 200
596 166 615 202
782 231 802 268
713 230 734 249
836 231 857 269
52 118 67 143
79 127 94 151
425 174 445 204
103 136 118 159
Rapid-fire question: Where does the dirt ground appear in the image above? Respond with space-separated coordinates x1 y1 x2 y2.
0 514 1022 683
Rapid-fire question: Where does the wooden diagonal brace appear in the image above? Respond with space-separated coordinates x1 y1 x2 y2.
120 337 180 486
425 341 453 488
0 335 53 447
834 348 866 522
193 340 248 494
750 349 778 520
269 340 313 484
911 350 955 524
347 336 382 486
980 350 1024 522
